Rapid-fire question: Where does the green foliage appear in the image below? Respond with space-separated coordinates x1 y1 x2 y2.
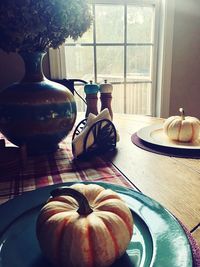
0 0 92 53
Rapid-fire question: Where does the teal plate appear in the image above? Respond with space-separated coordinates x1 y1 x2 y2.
0 182 193 267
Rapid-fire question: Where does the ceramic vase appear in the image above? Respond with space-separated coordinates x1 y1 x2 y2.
0 51 77 154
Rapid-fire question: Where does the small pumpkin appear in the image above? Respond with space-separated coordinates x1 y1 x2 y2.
163 108 200 142
36 183 134 267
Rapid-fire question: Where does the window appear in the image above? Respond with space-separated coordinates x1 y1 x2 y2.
49 0 173 116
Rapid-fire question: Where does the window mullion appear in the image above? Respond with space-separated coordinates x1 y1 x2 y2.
88 0 156 5
151 1 160 116
93 4 97 83
124 4 127 114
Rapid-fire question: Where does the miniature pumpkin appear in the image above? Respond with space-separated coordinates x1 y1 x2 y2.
163 108 200 142
36 183 134 267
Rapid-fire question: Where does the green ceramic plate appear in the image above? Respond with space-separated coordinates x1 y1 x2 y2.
0 182 193 267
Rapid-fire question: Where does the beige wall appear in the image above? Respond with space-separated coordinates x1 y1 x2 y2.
170 0 200 118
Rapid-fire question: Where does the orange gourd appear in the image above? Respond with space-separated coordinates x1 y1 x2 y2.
163 108 200 142
36 183 134 267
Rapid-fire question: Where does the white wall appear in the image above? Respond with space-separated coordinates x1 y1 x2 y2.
0 52 23 90
170 0 200 118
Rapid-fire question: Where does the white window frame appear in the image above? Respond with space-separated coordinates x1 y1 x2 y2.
49 0 174 117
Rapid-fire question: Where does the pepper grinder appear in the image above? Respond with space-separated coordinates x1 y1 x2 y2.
84 80 99 118
99 80 113 120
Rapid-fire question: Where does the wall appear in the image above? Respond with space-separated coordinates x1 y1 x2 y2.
170 0 200 117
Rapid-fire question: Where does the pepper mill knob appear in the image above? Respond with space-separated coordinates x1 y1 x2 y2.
84 80 99 118
99 80 113 120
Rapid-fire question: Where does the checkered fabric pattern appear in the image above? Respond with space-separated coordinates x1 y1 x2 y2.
0 134 133 204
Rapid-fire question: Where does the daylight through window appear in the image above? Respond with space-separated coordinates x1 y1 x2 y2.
54 0 159 115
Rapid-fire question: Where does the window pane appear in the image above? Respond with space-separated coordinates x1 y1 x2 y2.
112 84 125 114
127 6 154 43
65 5 93 44
74 84 87 112
96 46 124 83
126 83 152 115
95 5 124 43
66 25 94 44
64 46 94 81
127 46 152 81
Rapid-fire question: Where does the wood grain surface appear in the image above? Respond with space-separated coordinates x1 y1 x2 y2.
105 113 200 244
192 226 200 247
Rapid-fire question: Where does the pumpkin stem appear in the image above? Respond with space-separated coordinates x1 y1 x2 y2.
179 107 185 120
50 187 93 215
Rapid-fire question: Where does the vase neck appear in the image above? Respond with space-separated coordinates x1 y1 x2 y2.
20 52 46 82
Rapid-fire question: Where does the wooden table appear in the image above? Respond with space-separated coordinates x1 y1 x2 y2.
104 113 200 246
0 112 199 248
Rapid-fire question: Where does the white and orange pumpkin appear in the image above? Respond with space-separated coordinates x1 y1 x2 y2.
163 108 200 142
36 183 134 267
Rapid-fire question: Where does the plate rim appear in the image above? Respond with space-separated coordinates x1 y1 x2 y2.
137 123 200 150
0 181 193 267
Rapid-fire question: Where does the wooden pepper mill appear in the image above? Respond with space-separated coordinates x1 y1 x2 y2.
99 80 113 120
84 80 99 118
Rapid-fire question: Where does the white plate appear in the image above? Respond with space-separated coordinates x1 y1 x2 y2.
137 123 200 150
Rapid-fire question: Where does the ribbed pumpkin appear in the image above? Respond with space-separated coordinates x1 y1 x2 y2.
36 183 134 267
163 108 200 142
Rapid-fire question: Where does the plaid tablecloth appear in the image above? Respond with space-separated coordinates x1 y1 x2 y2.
0 134 133 204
